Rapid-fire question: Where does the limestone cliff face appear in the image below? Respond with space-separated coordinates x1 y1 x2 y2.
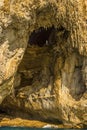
0 0 87 127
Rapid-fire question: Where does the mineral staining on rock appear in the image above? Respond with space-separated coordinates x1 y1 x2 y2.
0 0 87 127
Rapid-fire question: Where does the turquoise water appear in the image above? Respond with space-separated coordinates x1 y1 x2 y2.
0 127 85 130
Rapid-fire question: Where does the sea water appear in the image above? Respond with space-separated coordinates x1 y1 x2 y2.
0 127 85 130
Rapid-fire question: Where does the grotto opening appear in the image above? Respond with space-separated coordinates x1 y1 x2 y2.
28 26 55 47
15 26 57 93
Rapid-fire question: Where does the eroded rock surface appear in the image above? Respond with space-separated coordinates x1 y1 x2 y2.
0 0 87 127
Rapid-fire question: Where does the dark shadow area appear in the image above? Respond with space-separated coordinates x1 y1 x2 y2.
0 103 63 126
0 109 7 115
28 26 55 47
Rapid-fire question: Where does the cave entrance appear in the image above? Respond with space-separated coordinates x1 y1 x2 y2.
16 26 67 92
28 26 55 47
16 26 57 92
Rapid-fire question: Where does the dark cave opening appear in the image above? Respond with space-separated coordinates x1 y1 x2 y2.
16 26 70 92
28 26 55 47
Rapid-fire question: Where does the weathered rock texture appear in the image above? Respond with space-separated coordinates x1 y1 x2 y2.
0 0 87 127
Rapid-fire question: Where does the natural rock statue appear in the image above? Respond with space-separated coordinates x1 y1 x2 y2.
0 0 87 127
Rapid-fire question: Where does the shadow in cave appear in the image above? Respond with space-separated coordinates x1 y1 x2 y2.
0 109 13 122
28 26 69 47
16 26 58 92
28 26 55 47
0 106 63 126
